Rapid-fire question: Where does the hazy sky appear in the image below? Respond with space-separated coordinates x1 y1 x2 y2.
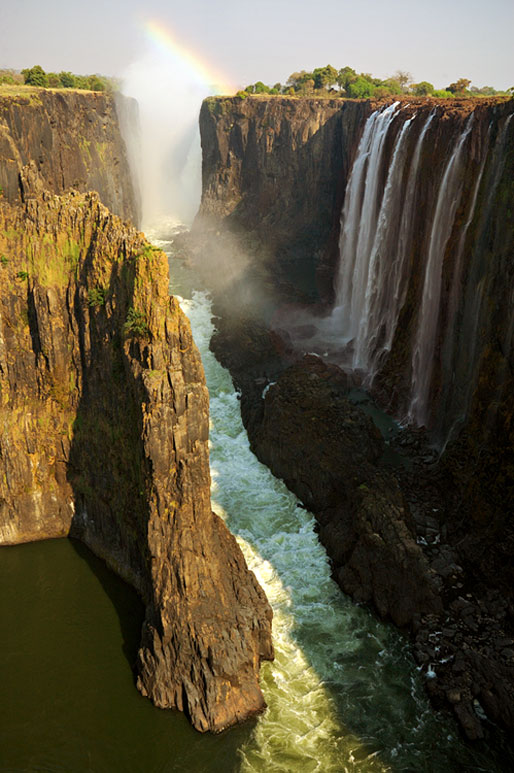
1 0 513 91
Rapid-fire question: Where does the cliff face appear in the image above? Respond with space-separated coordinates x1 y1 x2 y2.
197 95 514 739
198 95 514 446
198 96 370 300
0 90 140 225
0 180 273 732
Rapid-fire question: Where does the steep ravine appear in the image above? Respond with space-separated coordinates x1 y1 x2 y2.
0 176 273 733
193 94 514 741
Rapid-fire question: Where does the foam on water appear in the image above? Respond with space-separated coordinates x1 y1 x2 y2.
163 263 502 772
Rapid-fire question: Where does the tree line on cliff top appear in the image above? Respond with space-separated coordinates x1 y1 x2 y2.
0 66 117 92
239 66 513 99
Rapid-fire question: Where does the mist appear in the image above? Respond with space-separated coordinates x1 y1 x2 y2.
122 52 209 230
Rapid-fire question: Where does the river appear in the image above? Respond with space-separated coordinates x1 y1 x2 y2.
0 229 508 772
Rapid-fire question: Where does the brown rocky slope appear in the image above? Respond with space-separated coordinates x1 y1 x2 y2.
0 176 273 732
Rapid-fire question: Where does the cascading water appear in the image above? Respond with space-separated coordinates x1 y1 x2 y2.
330 104 435 381
328 102 507 439
332 102 401 367
156 232 507 772
407 115 474 426
435 112 514 445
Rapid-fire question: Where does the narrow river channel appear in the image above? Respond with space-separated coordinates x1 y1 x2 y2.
0 228 507 773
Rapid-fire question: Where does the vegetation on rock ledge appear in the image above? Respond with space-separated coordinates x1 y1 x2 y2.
0 65 117 92
238 65 514 99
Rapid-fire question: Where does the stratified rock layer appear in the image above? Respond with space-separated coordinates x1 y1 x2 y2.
0 89 139 224
0 181 273 732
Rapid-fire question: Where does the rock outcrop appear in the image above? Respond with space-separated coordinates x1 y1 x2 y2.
197 95 369 301
0 178 273 732
195 94 514 739
0 89 140 224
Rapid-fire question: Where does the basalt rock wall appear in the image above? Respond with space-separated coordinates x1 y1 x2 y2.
197 95 370 301
197 95 514 739
198 95 514 518
0 90 140 224
0 181 273 733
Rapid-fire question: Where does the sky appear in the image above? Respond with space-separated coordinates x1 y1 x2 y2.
1 0 513 92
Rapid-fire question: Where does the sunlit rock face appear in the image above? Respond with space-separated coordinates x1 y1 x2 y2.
0 90 140 225
0 169 273 733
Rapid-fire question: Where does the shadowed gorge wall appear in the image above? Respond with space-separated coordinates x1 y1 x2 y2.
196 94 514 740
198 95 514 445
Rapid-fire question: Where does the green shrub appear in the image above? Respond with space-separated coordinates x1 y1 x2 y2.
0 254 8 266
21 65 48 87
87 286 109 307
17 270 29 280
123 307 150 338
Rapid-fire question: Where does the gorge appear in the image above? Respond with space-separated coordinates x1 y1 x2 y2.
1 85 514 770
194 94 514 742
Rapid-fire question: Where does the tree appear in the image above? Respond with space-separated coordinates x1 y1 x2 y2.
337 66 357 94
312 65 338 90
21 65 48 87
87 75 107 91
393 70 413 91
59 71 76 88
378 78 403 95
46 72 61 88
447 78 471 94
347 76 376 98
412 81 435 96
286 70 314 91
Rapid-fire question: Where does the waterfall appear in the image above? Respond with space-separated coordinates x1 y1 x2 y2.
331 104 435 380
437 112 514 445
332 101 400 362
407 116 474 426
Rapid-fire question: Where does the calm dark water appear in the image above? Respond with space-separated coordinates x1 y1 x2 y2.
0 539 252 773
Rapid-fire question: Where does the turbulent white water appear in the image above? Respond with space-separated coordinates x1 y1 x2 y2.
149 233 501 773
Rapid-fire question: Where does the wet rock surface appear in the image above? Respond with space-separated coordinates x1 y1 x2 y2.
208 306 514 742
0 182 273 733
196 94 514 743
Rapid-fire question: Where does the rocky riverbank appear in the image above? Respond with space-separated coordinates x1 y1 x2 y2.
206 308 514 741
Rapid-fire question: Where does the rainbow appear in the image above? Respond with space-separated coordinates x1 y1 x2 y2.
143 19 235 95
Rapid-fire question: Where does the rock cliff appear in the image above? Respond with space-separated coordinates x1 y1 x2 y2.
198 95 369 301
0 177 273 732
0 89 140 224
194 95 514 739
